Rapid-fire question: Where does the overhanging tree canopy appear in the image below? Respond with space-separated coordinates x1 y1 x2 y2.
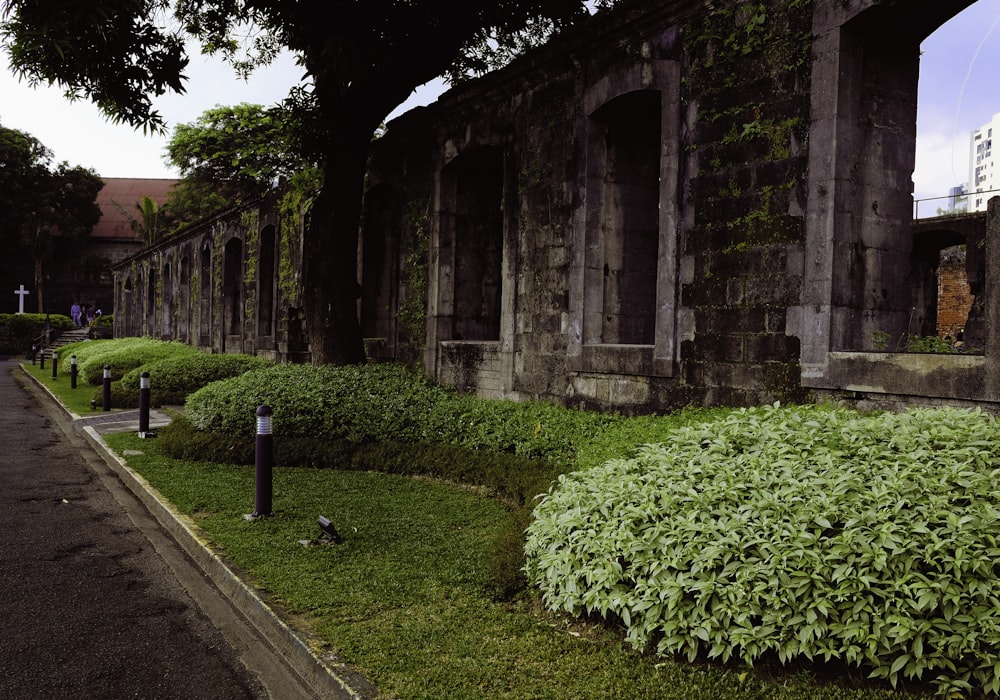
1 0 595 363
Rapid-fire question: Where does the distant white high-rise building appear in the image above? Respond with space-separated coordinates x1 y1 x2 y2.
969 112 1000 212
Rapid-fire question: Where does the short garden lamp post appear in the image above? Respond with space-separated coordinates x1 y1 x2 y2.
51 351 58 379
138 371 153 438
246 405 274 520
70 355 78 389
102 364 111 412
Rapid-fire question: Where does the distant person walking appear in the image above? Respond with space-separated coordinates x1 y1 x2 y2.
70 302 82 327
85 305 96 327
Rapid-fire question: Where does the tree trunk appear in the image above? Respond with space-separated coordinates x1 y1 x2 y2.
301 131 372 366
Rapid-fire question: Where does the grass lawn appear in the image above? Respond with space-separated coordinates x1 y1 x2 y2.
22 361 932 699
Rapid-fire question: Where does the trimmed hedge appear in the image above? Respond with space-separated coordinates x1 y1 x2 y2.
0 313 73 356
115 353 273 408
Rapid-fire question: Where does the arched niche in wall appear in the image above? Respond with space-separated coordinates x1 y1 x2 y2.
569 59 682 377
438 146 505 342
178 254 191 343
801 0 977 366
359 183 399 346
257 226 276 338
222 237 244 349
199 243 212 344
146 268 157 336
122 277 134 337
161 260 172 339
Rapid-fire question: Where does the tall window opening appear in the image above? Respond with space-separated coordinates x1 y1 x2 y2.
801 2 981 364
257 226 276 337
179 255 190 343
360 184 398 342
442 147 504 341
589 90 661 345
223 238 243 339
146 270 156 335
161 262 172 339
200 245 212 342
123 277 133 336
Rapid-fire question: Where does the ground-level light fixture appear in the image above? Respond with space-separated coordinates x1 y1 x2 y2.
318 515 343 544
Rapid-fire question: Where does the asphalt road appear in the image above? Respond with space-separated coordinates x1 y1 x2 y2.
0 359 328 699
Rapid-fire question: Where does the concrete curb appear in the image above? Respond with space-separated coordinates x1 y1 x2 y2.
19 364 376 700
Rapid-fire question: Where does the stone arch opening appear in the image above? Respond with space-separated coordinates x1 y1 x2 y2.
257 226 276 338
123 277 133 337
568 59 681 378
802 0 978 367
146 269 156 336
161 261 172 339
441 147 504 341
200 244 212 344
179 254 190 343
588 90 661 345
222 237 243 348
360 183 399 347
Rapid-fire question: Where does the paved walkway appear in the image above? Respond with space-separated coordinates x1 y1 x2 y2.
1 359 374 699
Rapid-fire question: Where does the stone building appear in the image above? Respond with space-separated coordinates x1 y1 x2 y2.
3 177 175 317
112 0 1000 414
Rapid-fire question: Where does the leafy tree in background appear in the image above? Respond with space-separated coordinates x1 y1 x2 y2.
0 0 595 364
163 102 314 231
112 194 172 244
0 121 103 312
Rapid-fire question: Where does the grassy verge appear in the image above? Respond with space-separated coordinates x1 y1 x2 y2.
22 357 108 415
101 431 924 700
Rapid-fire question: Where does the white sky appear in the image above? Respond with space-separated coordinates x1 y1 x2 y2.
1 1 998 192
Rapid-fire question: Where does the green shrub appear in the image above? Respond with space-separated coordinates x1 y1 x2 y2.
78 338 201 385
116 353 273 407
524 403 1000 698
0 313 73 356
184 363 459 441
156 415 256 464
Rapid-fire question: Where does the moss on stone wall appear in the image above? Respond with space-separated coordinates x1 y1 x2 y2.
680 0 814 405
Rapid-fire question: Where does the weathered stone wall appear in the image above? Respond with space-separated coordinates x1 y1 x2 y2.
111 191 311 363
114 0 1000 416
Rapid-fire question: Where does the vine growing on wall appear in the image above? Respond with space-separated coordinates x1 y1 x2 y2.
684 0 813 170
241 210 260 324
397 199 430 352
278 169 322 310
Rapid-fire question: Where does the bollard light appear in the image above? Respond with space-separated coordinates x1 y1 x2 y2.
70 354 78 389
51 351 58 379
138 371 154 438
245 405 274 520
102 364 111 412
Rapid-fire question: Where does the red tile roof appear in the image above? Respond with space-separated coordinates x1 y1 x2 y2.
93 177 179 241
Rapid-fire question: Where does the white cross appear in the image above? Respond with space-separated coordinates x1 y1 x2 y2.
13 284 29 314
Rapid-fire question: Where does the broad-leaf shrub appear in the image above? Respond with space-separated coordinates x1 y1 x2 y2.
524 403 1000 698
